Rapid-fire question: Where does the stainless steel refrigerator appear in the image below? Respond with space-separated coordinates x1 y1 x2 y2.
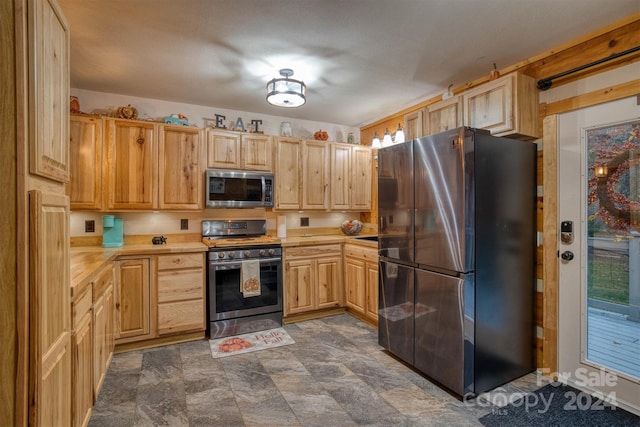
378 127 536 398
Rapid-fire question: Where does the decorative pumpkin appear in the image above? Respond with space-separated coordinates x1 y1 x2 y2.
313 130 329 140
116 104 138 120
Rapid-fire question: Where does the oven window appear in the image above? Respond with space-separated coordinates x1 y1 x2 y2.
214 264 279 313
208 177 262 202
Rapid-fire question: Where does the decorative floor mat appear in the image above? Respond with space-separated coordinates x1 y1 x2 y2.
209 327 295 358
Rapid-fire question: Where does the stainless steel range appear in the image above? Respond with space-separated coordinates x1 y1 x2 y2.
202 219 283 339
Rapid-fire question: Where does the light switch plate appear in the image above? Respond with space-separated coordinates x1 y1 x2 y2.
180 218 188 230
85 220 95 233
300 217 309 227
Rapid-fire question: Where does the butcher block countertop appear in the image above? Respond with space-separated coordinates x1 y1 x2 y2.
281 234 378 248
70 235 376 297
70 242 207 298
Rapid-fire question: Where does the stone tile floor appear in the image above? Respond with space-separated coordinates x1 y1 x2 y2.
89 314 544 426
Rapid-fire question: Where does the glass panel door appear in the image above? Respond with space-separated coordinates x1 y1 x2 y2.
586 120 640 379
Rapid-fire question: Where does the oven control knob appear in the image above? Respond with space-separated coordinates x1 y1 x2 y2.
228 252 235 259
268 249 275 255
259 249 266 256
244 250 252 257
217 252 225 259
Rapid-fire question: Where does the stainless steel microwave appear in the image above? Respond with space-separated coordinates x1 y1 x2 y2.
205 169 274 208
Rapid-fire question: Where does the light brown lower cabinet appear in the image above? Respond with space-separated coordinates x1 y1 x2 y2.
156 253 206 335
284 244 343 316
344 244 379 324
115 257 151 342
93 264 114 396
71 262 115 427
72 286 93 427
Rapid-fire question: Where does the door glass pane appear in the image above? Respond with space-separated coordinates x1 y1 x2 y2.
586 120 640 379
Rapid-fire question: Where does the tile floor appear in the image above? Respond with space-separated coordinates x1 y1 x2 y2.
88 314 543 426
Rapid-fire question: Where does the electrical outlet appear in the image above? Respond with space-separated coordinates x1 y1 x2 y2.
85 220 95 233
180 218 189 230
300 217 309 227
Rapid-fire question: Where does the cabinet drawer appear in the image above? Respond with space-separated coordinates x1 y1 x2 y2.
93 264 114 301
158 300 205 335
285 244 341 259
157 253 203 270
157 269 204 303
344 245 378 262
72 285 93 328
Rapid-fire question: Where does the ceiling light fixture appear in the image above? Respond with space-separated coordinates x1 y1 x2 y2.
266 68 306 108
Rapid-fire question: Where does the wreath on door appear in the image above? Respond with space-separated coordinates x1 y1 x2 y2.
587 122 640 232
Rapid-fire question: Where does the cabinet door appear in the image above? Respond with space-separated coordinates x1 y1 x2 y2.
68 115 102 210
72 312 93 427
104 284 115 369
365 261 379 321
463 74 514 135
344 257 366 314
158 125 203 210
241 134 273 171
330 143 350 210
284 259 314 315
350 146 372 211
425 97 462 135
116 258 151 341
302 140 329 210
29 190 71 426
29 0 70 183
275 137 301 209
404 110 423 140
92 293 107 396
105 119 157 210
317 256 342 309
206 129 240 169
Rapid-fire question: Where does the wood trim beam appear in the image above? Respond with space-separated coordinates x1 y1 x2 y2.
544 80 640 116
542 115 559 374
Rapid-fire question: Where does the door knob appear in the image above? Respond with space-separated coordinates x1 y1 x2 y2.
561 251 574 261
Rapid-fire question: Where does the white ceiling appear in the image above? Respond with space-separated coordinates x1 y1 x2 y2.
58 0 638 127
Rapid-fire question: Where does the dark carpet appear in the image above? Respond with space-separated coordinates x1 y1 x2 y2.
479 383 640 427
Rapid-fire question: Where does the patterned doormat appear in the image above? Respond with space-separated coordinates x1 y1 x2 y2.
209 328 295 358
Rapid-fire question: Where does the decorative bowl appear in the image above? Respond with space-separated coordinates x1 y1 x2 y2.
341 219 363 236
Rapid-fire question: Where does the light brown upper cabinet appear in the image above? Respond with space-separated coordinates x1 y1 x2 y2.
404 109 424 140
241 133 273 171
206 129 273 171
100 118 203 211
330 144 351 210
29 0 70 184
274 137 302 210
331 144 372 211
159 125 204 210
424 96 463 135
302 140 330 210
69 114 103 210
350 146 372 211
462 72 538 140
275 137 330 211
104 119 158 210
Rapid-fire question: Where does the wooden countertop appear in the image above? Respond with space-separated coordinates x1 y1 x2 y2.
70 236 377 297
70 242 208 298
281 234 378 248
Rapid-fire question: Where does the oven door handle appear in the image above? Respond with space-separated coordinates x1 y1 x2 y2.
209 257 282 270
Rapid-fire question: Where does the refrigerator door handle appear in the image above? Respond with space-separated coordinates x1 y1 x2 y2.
379 216 386 231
